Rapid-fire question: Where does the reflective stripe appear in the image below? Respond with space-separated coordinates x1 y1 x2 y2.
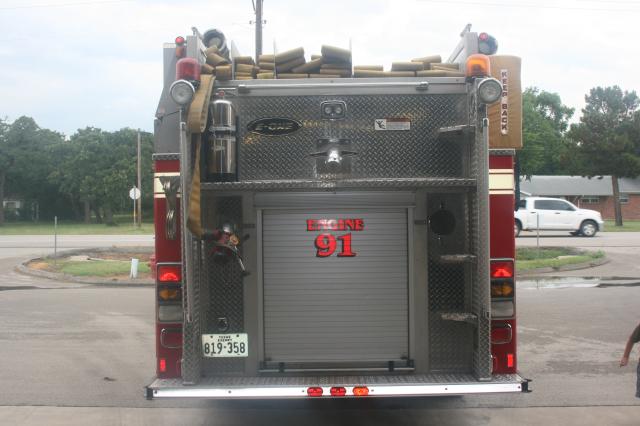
489 168 514 195
154 172 180 198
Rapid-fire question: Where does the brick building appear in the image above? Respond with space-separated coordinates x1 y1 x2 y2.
519 176 640 220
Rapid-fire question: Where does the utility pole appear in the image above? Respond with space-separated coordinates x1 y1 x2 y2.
254 0 263 63
137 130 142 227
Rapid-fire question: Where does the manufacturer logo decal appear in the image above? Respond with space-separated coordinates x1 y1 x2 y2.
247 118 302 136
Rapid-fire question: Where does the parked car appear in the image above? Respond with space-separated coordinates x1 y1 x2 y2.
514 197 604 237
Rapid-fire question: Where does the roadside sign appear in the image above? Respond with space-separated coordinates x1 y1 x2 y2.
129 187 141 200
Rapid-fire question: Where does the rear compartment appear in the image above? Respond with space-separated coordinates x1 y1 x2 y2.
148 78 527 398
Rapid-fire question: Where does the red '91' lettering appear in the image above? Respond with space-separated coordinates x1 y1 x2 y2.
314 233 356 257
337 233 356 257
315 234 337 257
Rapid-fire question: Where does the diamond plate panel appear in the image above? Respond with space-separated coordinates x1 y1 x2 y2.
201 196 245 375
233 94 467 180
428 260 473 372
182 237 203 384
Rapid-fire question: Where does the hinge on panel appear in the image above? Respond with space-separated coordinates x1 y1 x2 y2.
416 81 429 91
440 311 478 325
437 125 474 138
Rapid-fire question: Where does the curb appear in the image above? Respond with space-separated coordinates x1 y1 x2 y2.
16 247 155 287
517 256 610 277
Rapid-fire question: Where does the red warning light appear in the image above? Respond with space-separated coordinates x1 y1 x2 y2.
159 358 167 373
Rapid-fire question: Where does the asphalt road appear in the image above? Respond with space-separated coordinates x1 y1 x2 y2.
1 234 639 424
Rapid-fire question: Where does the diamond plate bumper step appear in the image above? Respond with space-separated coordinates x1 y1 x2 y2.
146 373 528 399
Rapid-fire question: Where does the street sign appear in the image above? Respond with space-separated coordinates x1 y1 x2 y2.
129 187 141 200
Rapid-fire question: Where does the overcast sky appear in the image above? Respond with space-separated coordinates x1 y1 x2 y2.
0 0 638 136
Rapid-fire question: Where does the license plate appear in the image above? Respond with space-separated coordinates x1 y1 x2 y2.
202 333 248 358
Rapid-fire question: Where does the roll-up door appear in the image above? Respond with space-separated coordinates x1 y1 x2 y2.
262 208 409 364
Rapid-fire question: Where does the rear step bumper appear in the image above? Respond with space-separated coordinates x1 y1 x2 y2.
146 374 529 399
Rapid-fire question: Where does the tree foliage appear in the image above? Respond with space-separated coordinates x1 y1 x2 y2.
1 116 153 226
567 86 640 225
519 88 574 176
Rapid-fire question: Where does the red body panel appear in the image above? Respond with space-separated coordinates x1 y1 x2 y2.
489 153 517 374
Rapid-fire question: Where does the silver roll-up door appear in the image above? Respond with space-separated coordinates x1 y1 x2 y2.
263 208 409 364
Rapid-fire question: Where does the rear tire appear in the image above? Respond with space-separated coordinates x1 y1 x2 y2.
580 220 598 237
514 220 522 237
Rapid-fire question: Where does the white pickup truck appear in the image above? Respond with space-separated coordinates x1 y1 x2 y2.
514 197 604 237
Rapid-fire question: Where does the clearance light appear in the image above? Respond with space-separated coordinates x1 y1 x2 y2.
169 80 195 106
491 261 514 279
477 78 502 104
330 387 347 397
352 386 369 397
307 387 323 397
507 353 515 368
159 358 167 373
466 54 491 78
158 265 182 283
175 36 186 58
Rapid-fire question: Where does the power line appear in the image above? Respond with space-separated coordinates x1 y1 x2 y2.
0 0 134 11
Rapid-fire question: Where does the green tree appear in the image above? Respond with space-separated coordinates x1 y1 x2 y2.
519 88 574 176
50 127 154 226
567 86 640 226
0 116 65 224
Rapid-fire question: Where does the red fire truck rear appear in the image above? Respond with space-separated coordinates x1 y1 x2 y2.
146 25 529 399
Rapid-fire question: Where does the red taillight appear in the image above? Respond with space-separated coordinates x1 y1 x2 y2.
507 353 515 368
352 386 369 397
330 387 346 397
159 358 167 373
158 265 181 283
176 57 201 82
307 387 323 397
175 36 185 45
491 260 514 278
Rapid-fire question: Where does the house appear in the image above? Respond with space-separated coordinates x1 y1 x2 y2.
519 176 640 220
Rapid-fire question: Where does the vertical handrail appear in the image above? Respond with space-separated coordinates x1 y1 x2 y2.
179 111 194 324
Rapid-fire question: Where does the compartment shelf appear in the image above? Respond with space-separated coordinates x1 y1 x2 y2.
201 177 477 192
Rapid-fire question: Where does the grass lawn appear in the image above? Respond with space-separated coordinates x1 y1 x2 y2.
516 247 604 272
58 260 151 277
0 221 153 235
603 220 640 232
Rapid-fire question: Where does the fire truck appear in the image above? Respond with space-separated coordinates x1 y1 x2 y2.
146 25 529 399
